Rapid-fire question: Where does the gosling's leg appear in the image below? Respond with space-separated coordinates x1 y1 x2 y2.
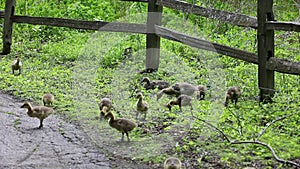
38 119 44 129
135 111 139 120
190 103 194 116
143 113 147 121
126 132 130 142
121 132 125 142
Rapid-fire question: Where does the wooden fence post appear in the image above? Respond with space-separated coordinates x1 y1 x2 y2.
145 0 162 72
2 0 16 55
257 0 275 102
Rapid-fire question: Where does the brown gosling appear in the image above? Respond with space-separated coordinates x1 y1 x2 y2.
43 93 54 106
104 111 137 142
224 86 241 107
99 97 112 119
166 94 193 112
141 77 170 90
11 57 22 75
196 85 207 100
136 92 149 120
157 87 181 101
20 101 55 129
164 157 182 169
171 82 203 96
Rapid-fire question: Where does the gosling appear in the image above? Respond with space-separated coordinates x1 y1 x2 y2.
136 93 149 120
141 77 170 90
11 57 22 75
164 157 182 169
104 111 137 142
21 101 55 129
43 93 54 106
196 85 207 100
166 94 193 112
171 82 205 96
224 86 241 107
99 97 112 119
157 87 181 101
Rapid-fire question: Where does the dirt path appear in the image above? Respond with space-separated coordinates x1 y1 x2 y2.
0 92 150 169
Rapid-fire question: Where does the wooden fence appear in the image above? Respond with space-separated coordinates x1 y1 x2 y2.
1 0 300 101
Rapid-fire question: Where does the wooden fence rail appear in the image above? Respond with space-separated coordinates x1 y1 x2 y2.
11 15 148 34
1 0 300 101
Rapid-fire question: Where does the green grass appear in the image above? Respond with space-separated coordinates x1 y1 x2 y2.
0 0 300 168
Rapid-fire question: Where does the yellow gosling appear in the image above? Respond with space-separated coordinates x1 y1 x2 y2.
104 111 137 142
136 93 149 120
43 93 54 106
164 157 182 169
11 57 22 75
21 101 55 129
224 86 241 107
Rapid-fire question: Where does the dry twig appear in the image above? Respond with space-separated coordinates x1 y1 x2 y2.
231 140 300 167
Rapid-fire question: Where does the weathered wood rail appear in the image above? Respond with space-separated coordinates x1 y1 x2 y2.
1 0 300 101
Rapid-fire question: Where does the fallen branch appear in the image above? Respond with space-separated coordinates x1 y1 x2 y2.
193 114 300 167
256 111 298 140
194 116 231 143
231 140 300 167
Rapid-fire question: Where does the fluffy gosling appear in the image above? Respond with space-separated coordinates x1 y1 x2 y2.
43 93 54 106
224 86 241 107
196 85 207 100
141 77 170 90
99 97 112 119
21 101 55 129
164 157 182 169
157 87 181 101
171 82 204 96
136 93 149 120
104 111 137 142
11 57 22 75
166 94 193 112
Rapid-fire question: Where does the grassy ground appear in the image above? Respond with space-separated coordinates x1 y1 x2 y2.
0 0 300 168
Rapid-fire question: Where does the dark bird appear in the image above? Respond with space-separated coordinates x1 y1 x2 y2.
166 94 193 112
11 57 22 75
224 86 241 107
104 111 137 142
141 77 170 90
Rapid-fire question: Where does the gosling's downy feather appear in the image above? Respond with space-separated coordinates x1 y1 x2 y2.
141 77 170 90
43 93 54 106
11 57 22 75
99 97 112 119
105 111 137 141
224 86 241 106
21 101 54 128
164 157 182 169
136 93 149 120
166 94 193 112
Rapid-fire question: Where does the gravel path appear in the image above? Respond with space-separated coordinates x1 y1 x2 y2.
0 92 150 169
